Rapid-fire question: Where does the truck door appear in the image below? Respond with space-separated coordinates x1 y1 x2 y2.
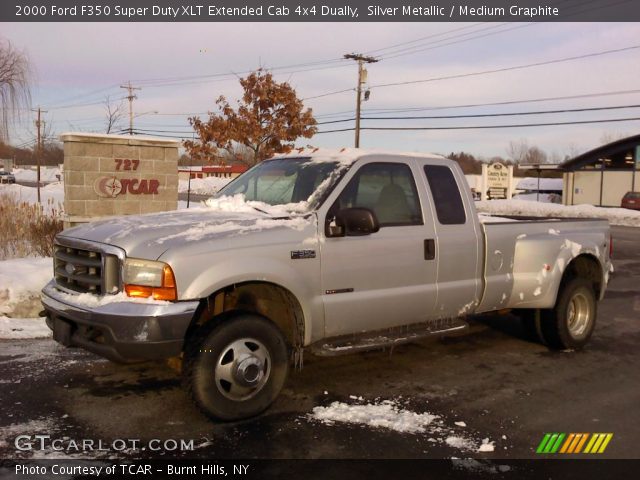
319 159 438 338
416 160 483 318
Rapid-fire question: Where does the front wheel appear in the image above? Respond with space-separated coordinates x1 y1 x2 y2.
541 277 597 350
183 313 289 421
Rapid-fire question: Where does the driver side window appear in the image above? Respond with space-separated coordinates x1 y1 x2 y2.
331 163 423 227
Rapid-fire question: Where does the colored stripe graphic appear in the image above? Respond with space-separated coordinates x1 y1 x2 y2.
574 433 589 453
584 433 614 454
536 433 552 453
536 433 613 454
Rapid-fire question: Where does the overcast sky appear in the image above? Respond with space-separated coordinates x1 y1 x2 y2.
2 21 640 159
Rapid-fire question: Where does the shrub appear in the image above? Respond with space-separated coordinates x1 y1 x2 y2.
0 193 63 259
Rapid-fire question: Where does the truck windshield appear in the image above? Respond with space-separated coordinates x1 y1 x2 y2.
215 157 347 210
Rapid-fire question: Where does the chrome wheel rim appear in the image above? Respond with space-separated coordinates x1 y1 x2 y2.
567 292 591 338
214 338 271 401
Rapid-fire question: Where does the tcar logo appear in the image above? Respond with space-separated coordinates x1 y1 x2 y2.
93 177 160 198
94 177 122 198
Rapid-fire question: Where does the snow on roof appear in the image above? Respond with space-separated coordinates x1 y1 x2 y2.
272 148 444 165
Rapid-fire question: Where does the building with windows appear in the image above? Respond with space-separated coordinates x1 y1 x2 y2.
178 164 248 181
561 134 640 207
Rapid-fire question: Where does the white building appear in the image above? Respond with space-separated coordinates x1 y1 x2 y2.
561 134 640 207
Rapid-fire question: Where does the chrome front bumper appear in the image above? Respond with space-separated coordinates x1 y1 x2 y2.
41 281 199 363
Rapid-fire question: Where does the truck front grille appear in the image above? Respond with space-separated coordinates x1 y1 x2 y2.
54 243 120 294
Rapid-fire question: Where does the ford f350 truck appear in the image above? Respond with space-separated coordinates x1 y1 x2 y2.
42 150 612 420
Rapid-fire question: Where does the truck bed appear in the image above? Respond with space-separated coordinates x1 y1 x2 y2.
477 215 610 313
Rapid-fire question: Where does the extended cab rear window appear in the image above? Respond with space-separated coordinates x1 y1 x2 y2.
423 165 467 225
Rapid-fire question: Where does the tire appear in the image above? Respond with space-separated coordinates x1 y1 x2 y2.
540 277 597 350
183 313 289 421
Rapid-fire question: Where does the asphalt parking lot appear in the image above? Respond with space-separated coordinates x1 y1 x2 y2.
1 226 638 461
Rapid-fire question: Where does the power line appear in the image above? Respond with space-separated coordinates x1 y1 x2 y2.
43 84 121 109
364 22 490 56
373 0 622 61
306 44 640 102
316 103 640 125
380 23 535 61
313 88 640 119
315 116 640 134
371 44 640 90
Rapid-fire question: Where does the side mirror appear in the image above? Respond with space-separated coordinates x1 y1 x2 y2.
332 207 380 237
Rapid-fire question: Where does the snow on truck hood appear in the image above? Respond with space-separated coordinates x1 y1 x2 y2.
58 195 312 260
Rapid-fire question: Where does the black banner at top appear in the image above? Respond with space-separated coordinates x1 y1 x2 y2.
2 0 640 22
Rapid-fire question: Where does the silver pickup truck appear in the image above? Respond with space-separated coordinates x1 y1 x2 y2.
42 150 612 420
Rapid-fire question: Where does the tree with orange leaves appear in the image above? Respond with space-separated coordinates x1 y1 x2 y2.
184 69 317 165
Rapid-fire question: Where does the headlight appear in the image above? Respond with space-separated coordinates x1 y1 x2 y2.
123 258 177 301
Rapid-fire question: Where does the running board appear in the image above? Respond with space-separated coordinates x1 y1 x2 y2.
310 318 469 357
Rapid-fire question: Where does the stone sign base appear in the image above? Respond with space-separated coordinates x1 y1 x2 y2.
60 133 180 228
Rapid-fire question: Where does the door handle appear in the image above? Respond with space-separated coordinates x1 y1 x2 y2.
424 239 436 260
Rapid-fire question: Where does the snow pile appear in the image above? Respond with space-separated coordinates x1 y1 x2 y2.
477 438 496 452
204 193 310 215
477 199 640 227
12 167 61 183
54 290 170 308
512 192 562 204
445 436 476 450
0 257 52 317
310 399 497 453
178 176 232 195
0 316 51 339
311 400 438 434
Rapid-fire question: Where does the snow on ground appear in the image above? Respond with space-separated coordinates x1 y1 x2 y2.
477 199 640 227
312 400 438 434
178 176 231 195
516 177 563 191
0 257 52 318
0 316 51 339
0 182 64 214
12 167 61 183
512 192 562 204
310 399 495 453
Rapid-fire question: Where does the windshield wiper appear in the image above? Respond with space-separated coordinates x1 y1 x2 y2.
251 206 270 215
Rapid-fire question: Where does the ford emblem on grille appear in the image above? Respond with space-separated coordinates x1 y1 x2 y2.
65 263 77 275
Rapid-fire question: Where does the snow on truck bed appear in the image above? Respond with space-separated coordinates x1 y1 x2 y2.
477 200 640 227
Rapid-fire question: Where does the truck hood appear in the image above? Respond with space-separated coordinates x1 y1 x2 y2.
58 207 313 259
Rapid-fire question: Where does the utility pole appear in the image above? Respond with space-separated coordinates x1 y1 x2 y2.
344 53 378 148
32 106 47 204
120 81 141 135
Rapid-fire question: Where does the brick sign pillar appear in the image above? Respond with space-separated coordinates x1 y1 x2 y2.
60 133 180 228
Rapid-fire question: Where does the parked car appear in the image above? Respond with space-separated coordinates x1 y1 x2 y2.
621 191 640 210
0 171 16 184
42 150 612 421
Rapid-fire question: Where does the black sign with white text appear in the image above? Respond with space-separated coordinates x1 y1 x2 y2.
2 0 640 22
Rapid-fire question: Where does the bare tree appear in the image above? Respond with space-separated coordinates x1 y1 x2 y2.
599 131 628 146
104 95 124 134
0 38 31 143
506 139 530 163
507 139 548 164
